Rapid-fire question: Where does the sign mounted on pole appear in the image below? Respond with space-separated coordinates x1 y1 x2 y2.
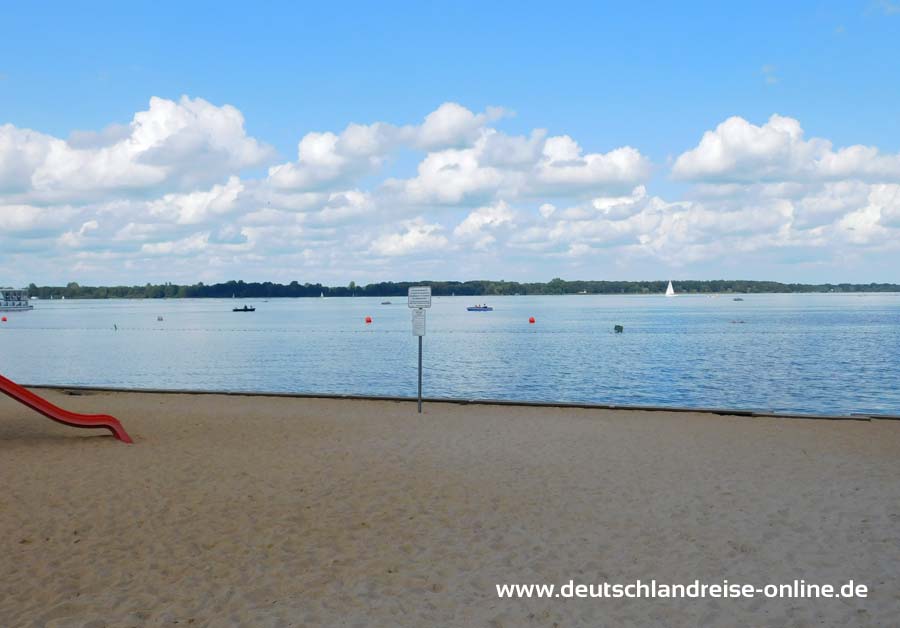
408 286 432 309
408 286 431 413
412 308 426 336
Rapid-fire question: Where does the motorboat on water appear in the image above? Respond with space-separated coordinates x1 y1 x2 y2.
381 301 392 305
467 304 493 311
0 288 34 311
233 305 256 312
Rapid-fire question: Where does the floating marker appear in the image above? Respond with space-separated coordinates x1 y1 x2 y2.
529 316 535 324
614 324 624 333
365 316 373 324
1 316 6 322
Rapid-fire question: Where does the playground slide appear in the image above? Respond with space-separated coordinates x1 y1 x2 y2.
0 374 133 443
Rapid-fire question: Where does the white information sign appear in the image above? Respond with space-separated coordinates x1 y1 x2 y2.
408 286 431 412
408 286 432 308
412 308 426 336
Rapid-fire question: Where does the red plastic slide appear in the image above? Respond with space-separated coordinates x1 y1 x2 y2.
0 374 133 443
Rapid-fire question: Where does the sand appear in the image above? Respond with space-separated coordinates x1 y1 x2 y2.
1 389 899 627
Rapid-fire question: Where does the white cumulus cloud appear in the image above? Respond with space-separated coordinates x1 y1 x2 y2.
672 114 900 183
0 96 273 204
266 103 508 192
454 201 516 249
369 218 449 256
3 103 899 285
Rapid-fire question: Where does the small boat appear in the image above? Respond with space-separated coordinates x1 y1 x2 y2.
665 281 676 297
233 305 255 312
577 290 588 295
381 301 392 305
467 304 493 312
733 297 744 302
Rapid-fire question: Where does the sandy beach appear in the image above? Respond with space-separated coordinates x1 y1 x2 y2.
1 389 898 627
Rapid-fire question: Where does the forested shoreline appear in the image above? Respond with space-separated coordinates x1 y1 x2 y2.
24 279 900 299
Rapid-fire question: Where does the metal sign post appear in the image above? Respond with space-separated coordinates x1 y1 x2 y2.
408 287 431 413
412 307 426 411
418 334 423 412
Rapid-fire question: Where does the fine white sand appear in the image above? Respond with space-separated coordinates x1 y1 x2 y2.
1 389 899 627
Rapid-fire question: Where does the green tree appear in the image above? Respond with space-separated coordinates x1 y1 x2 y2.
547 277 566 294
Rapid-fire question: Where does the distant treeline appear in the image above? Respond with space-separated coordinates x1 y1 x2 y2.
24 279 900 299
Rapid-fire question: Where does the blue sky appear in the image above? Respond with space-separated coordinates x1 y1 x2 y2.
2 1 900 285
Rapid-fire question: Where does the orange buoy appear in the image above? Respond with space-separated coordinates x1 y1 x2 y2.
365 316 372 324
528 316 535 324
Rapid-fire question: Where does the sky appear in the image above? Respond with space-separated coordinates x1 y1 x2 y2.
2 0 900 286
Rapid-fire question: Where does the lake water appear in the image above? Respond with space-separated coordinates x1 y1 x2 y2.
1 294 899 416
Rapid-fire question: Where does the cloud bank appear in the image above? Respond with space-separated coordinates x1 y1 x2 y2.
3 100 899 284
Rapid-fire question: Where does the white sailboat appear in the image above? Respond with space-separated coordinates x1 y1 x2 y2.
665 281 676 297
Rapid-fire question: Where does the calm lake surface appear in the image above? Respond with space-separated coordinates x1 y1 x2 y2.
2 294 899 416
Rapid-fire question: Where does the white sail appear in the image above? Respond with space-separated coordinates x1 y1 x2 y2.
665 281 676 297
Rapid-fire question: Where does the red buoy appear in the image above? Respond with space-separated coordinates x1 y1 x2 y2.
528 316 535 324
1 317 6 322
365 316 373 324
